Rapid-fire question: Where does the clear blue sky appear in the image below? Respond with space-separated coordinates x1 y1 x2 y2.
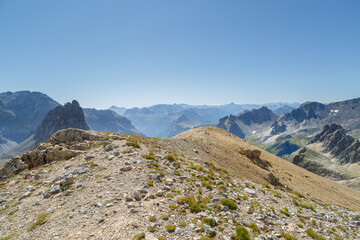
0 1 359 108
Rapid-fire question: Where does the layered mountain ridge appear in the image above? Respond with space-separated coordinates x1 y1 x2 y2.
120 103 298 138
292 124 360 189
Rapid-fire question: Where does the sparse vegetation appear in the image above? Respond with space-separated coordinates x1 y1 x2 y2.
280 208 291 217
126 141 141 148
165 154 175 161
202 218 217 227
306 228 326 240
132 232 145 240
28 213 50 231
249 222 260 234
142 154 155 160
165 224 176 233
220 198 237 210
147 180 154 186
281 232 298 240
231 226 250 240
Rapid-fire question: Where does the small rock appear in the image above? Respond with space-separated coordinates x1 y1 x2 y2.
60 175 74 186
130 208 139 214
120 166 132 172
49 184 61 194
24 173 32 179
124 194 133 202
19 191 32 200
133 191 142 201
26 185 36 192
34 174 42 180
244 187 256 196
145 233 158 240
98 219 105 224
85 155 94 161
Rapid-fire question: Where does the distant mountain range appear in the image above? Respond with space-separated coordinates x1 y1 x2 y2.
113 102 299 137
221 98 360 160
0 91 142 158
1 90 360 191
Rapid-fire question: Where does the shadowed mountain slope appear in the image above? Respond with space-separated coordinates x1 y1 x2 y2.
0 100 89 162
0 91 59 152
83 108 140 135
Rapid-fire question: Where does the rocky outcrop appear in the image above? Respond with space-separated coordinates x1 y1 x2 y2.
0 129 103 179
48 128 102 144
292 124 360 189
32 100 89 143
240 149 272 170
309 124 360 165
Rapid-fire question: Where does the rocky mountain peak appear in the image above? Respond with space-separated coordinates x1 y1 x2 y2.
32 100 89 143
309 124 346 144
237 106 278 126
308 124 360 165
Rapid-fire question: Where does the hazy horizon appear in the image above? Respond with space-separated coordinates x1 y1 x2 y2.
1 1 359 108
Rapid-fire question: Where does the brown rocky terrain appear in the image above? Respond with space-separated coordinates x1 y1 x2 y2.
0 127 359 239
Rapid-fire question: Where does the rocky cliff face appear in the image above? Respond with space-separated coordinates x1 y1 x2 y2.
308 124 360 165
237 106 278 126
0 91 60 145
217 107 278 138
292 124 360 189
32 100 89 143
0 100 89 162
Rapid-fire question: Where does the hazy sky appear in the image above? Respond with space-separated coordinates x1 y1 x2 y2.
0 1 359 108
